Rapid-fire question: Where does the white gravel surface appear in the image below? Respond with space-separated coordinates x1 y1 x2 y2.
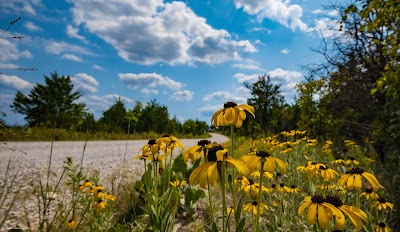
0 133 228 231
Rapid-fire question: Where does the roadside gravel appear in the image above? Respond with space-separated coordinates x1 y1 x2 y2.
0 133 228 231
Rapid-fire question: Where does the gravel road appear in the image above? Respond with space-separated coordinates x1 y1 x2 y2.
0 133 228 231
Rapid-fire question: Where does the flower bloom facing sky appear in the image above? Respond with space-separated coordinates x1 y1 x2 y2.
211 101 255 128
338 167 380 191
243 201 269 216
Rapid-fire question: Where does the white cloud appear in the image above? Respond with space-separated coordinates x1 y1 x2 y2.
79 94 133 114
0 63 19 69
69 0 256 65
234 0 311 32
203 91 246 103
119 73 183 90
66 25 88 43
140 88 159 95
0 74 33 90
199 104 222 117
0 39 32 62
1 0 42 15
45 40 93 55
61 54 83 62
92 64 103 70
313 17 343 38
233 73 260 83
24 21 41 31
249 27 271 34
71 73 99 94
170 90 193 101
232 61 265 71
281 49 289 54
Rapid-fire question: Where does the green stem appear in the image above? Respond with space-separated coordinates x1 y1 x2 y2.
256 159 265 232
221 160 227 232
207 178 215 224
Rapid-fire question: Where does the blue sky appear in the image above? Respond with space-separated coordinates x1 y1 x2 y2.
0 0 339 126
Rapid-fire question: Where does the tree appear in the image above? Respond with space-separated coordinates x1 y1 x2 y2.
98 97 128 133
137 99 169 133
244 75 286 134
11 72 86 129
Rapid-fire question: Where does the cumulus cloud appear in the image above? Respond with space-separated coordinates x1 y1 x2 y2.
71 73 99 94
24 21 42 31
66 25 88 43
119 73 183 90
62 54 83 62
79 94 132 114
234 0 311 32
203 91 246 103
0 75 33 90
312 10 343 38
232 60 265 71
68 0 256 65
0 39 32 62
170 90 193 101
280 49 289 54
199 104 222 117
233 73 260 83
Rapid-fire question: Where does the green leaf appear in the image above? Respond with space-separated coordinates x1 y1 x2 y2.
235 193 246 224
141 163 153 190
172 154 189 177
236 217 246 232
184 187 205 207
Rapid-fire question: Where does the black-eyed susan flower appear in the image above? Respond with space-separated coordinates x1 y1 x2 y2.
250 171 273 179
170 180 187 189
360 186 379 200
297 161 325 176
374 198 394 211
290 185 301 194
227 207 234 215
139 139 159 156
375 222 391 232
189 144 248 188
325 195 368 230
240 178 269 198
240 151 286 173
93 199 107 209
345 157 359 166
96 189 106 198
156 135 179 146
243 201 268 216
105 194 116 201
211 102 255 128
183 140 211 163
66 219 76 229
318 165 339 182
331 157 345 165
338 168 380 191
297 195 343 229
317 184 336 191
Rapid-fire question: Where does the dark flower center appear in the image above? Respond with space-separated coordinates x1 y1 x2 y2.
349 156 355 160
332 230 344 232
311 162 318 165
378 198 387 203
311 195 326 204
319 165 327 170
326 195 343 207
256 151 270 158
68 219 73 223
163 134 170 137
97 189 102 193
248 178 255 185
343 148 348 153
291 185 296 189
276 172 282 177
97 199 103 203
198 140 211 146
206 145 225 162
365 187 373 193
378 222 386 227
271 184 276 188
334 157 341 160
349 168 364 174
251 201 258 206
279 183 285 188
224 101 237 108
148 139 156 145
237 177 243 181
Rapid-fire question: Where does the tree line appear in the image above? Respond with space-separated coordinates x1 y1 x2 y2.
9 72 208 136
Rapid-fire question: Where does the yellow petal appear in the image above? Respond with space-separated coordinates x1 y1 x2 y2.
298 201 312 216
307 204 317 225
362 172 380 192
318 204 329 229
340 206 362 230
207 163 219 187
354 174 363 190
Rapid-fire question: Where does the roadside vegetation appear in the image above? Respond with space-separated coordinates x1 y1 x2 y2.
1 0 399 230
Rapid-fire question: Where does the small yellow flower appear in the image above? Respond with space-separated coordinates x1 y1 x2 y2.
240 178 269 198
360 187 379 200
317 184 336 191
289 185 301 194
138 139 159 156
93 199 107 209
105 194 116 201
227 207 235 215
211 102 255 128
318 165 339 182
66 219 76 229
331 157 345 165
375 222 391 232
243 201 269 216
83 180 93 187
170 180 187 189
96 189 106 198
374 198 394 211
326 195 368 230
240 151 286 173
345 157 360 166
297 161 325 176
338 168 380 191
183 140 211 163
